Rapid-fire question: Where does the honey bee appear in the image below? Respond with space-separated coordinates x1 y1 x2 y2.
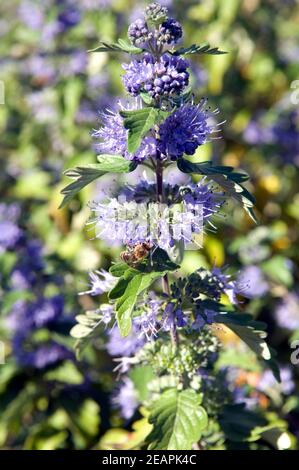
120 242 152 267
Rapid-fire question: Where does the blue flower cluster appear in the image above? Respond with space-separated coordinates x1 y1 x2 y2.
122 53 189 99
128 18 150 47
128 16 182 48
1 203 73 369
158 102 218 159
90 177 223 249
95 100 219 162
244 106 299 166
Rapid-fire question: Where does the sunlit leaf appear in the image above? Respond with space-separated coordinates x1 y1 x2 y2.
147 388 208 450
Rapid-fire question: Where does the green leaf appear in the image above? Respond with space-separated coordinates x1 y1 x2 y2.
215 311 266 330
147 389 208 450
134 247 179 273
170 87 193 107
215 312 280 381
120 107 159 154
109 251 178 334
174 43 227 56
261 255 293 287
219 404 267 443
216 349 261 373
45 361 83 385
215 312 268 356
2 384 37 424
129 366 155 401
257 426 292 450
150 248 179 272
70 310 104 358
177 158 257 222
140 92 154 105
108 268 137 300
88 39 143 54
59 155 137 208
226 323 270 360
109 262 130 277
116 271 165 336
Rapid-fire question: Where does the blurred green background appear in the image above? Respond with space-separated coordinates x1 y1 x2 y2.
0 0 299 450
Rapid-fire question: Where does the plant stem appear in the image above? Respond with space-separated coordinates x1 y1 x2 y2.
156 157 178 348
156 158 164 203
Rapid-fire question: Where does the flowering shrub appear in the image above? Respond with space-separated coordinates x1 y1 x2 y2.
61 2 285 450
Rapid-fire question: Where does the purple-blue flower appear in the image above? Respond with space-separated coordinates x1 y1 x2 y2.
10 239 45 289
134 293 162 340
19 0 44 30
112 378 138 420
244 108 299 166
7 295 65 333
0 203 23 253
159 18 183 45
90 178 222 249
235 265 269 299
257 367 295 396
162 303 187 330
12 335 71 369
122 53 189 99
107 325 145 357
272 110 299 165
79 270 116 296
93 107 157 162
182 180 223 222
157 101 219 160
57 2 81 31
192 309 218 330
106 293 162 354
275 292 299 331
128 18 150 47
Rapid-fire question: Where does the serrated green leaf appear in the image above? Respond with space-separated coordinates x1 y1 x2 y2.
89 39 143 54
177 158 256 222
147 389 208 450
174 43 227 56
59 155 137 208
120 107 159 154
